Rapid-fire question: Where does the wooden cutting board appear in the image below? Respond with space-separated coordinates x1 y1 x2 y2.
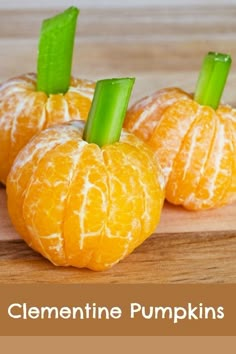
0 4 236 283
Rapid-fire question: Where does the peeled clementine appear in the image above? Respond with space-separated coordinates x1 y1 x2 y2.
7 120 164 271
124 87 236 210
0 73 95 184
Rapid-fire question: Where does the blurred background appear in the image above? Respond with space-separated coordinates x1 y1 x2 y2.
1 0 236 104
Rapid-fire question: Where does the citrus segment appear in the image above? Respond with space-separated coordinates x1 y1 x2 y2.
166 105 217 207
149 99 199 182
124 87 191 142
63 143 108 269
9 92 48 169
217 106 236 204
189 116 233 209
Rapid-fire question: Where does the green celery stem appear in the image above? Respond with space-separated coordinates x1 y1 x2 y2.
83 78 135 147
37 6 79 95
194 52 232 110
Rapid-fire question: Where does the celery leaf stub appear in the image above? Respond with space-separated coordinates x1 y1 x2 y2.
37 6 79 95
83 78 135 147
194 52 232 110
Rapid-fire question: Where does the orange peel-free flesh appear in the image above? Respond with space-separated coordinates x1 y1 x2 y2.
0 73 95 184
124 87 236 210
7 121 164 271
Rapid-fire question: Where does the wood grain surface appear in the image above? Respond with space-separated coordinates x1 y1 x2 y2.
0 3 236 283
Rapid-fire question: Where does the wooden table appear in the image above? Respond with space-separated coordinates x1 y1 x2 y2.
0 4 236 283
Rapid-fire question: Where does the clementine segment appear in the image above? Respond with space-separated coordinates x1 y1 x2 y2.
0 73 95 184
124 88 236 210
217 105 236 204
124 87 191 142
7 121 164 271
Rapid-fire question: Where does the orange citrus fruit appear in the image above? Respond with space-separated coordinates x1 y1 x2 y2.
124 87 236 210
7 120 164 271
0 73 95 184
